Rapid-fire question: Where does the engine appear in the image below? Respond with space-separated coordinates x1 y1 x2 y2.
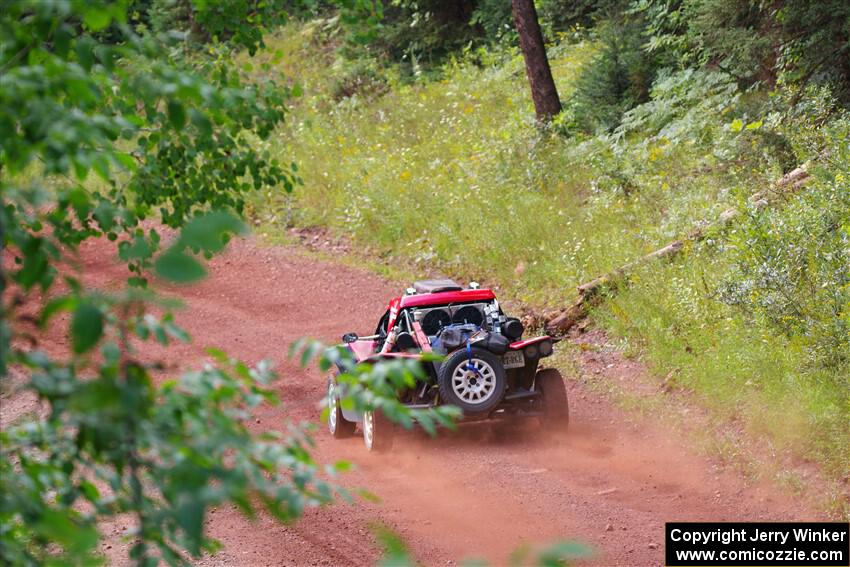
409 301 525 356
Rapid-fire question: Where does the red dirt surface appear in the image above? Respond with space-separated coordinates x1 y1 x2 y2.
4 236 822 566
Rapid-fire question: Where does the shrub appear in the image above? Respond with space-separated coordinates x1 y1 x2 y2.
615 68 739 142
538 0 621 33
720 137 850 375
356 0 484 71
636 0 850 105
331 57 389 100
470 0 515 42
560 10 670 134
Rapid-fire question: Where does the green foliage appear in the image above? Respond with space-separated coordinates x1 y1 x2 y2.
257 31 620 304
635 0 850 102
292 340 462 435
331 56 389 100
371 524 592 566
538 0 621 34
535 541 595 566
559 8 672 134
365 0 484 70
643 0 776 86
0 1 413 564
148 0 194 35
556 0 850 136
333 0 515 75
1 333 340 564
615 68 740 143
1 0 299 286
596 249 849 481
470 0 515 43
775 1 850 102
147 0 292 54
70 302 105 353
721 149 850 373
374 524 414 566
330 0 850 105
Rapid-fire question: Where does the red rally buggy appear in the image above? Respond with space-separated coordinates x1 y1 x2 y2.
327 279 569 451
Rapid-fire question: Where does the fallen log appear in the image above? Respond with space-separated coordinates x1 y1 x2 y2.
545 163 812 334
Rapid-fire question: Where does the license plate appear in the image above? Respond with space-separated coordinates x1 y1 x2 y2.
502 350 525 369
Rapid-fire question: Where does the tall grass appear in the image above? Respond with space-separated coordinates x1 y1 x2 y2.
252 26 761 302
245 23 849 503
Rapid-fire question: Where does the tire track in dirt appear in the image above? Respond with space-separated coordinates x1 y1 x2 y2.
69 236 822 566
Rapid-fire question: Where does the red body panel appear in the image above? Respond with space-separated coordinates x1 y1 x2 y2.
399 288 496 309
347 339 423 363
385 296 402 337
348 340 377 362
384 289 496 332
509 336 552 350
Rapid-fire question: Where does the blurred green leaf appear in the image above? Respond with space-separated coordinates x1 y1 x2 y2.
167 100 187 130
536 541 594 566
155 250 207 283
41 295 78 326
71 303 103 354
176 498 205 556
83 8 112 31
179 211 246 254
374 524 414 567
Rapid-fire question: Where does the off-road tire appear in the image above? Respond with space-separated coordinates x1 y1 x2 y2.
327 377 356 438
438 347 506 415
363 410 394 452
536 368 569 428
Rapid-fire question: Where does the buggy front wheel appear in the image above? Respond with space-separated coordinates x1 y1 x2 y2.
362 410 394 452
327 378 356 438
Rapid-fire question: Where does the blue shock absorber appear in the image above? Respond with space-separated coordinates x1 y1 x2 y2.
464 339 481 375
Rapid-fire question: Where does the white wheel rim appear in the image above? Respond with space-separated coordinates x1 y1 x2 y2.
328 381 338 434
363 411 374 450
451 358 497 404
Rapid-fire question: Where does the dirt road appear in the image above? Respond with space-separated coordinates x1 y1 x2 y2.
48 237 823 565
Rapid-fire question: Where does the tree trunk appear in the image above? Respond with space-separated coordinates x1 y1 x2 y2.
512 0 561 123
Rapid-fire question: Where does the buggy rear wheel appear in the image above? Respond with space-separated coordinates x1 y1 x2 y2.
536 368 569 429
438 347 506 415
327 378 356 438
363 410 394 452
